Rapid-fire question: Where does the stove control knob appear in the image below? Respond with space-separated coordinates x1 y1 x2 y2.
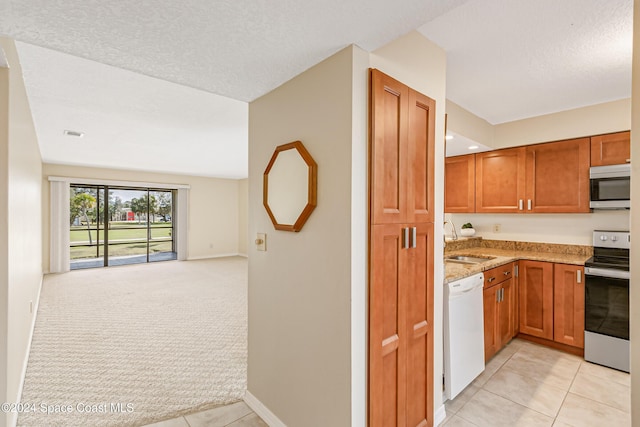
612 236 618 242
600 235 608 241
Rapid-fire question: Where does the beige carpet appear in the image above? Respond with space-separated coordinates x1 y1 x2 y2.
18 257 247 427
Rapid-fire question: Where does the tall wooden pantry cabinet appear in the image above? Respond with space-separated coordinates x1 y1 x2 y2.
368 69 436 427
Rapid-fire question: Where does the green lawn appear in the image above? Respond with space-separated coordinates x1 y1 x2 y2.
70 222 174 260
70 222 173 243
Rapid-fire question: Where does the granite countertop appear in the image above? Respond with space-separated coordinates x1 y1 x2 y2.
444 239 592 283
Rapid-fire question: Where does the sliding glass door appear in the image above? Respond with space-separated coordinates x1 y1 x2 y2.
70 185 176 270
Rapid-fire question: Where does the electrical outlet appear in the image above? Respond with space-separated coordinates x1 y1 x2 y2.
493 224 501 233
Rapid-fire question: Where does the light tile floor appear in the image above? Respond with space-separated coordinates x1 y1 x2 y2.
443 338 631 427
141 338 630 427
142 401 267 427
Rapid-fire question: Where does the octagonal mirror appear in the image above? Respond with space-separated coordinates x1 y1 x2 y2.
263 141 317 232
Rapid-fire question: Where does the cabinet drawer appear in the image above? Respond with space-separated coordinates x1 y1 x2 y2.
484 262 514 288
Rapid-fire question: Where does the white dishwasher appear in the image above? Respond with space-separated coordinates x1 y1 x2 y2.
444 272 485 400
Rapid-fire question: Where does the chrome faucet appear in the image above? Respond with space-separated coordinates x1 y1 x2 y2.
444 220 458 245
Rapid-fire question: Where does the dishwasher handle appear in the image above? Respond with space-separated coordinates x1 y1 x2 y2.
448 276 484 297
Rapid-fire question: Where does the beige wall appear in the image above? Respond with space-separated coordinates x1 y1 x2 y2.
42 164 242 271
630 1 639 425
447 212 630 246
0 37 43 427
0 46 9 427
493 98 631 149
370 30 448 420
248 45 362 427
238 179 248 256
446 99 495 147
446 96 631 151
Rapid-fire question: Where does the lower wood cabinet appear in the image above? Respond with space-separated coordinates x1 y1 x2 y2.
518 260 554 339
483 262 516 361
553 264 585 348
518 260 585 349
369 223 434 427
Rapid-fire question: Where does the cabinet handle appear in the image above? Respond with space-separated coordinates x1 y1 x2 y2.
514 265 519 277
527 199 532 210
504 271 511 276
501 288 504 302
488 277 495 283
577 269 582 284
411 227 417 249
626 159 631 163
519 199 523 210
402 228 409 249
496 290 500 303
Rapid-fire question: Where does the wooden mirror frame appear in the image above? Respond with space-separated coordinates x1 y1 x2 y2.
263 140 317 232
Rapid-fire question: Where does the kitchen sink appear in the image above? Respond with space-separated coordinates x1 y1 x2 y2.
445 255 495 264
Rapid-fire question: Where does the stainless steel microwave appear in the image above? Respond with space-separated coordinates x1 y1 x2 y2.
590 164 630 209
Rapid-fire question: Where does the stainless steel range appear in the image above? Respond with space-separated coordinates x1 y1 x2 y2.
584 230 630 372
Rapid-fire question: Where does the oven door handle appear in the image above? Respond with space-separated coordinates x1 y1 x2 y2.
585 267 630 280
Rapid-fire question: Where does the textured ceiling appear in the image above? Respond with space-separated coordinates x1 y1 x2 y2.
1 0 467 102
1 0 468 178
0 0 633 178
419 0 632 124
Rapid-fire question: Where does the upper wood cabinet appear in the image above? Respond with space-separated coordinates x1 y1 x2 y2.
475 147 526 213
444 154 475 213
525 137 590 213
591 131 630 166
370 69 435 225
474 138 590 214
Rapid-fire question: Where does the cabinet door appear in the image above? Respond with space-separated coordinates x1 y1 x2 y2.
519 260 554 339
445 154 475 213
407 90 436 223
591 131 630 166
370 70 409 225
369 224 407 427
525 138 590 213
498 279 515 346
475 147 526 213
483 284 499 362
553 264 585 348
405 223 434 427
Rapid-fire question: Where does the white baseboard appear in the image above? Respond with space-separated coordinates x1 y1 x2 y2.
187 253 242 261
244 391 286 427
11 275 44 427
434 404 447 426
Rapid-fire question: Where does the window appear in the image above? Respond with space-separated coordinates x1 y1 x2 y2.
70 185 176 269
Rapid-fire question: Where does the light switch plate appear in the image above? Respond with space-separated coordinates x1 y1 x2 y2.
256 233 266 251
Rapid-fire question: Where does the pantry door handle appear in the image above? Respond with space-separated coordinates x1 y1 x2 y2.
402 227 410 249
527 199 532 210
411 227 417 248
